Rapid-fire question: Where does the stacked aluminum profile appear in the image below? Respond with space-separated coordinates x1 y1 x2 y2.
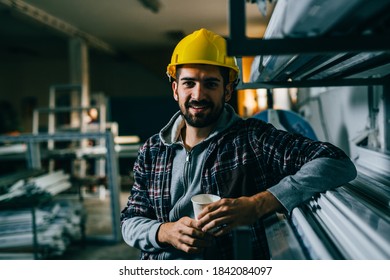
0 170 84 259
264 168 390 259
250 0 390 83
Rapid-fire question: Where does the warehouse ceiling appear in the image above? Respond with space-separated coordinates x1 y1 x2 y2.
0 0 273 58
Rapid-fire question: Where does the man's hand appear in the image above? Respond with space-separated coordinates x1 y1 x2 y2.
196 191 283 236
157 216 213 254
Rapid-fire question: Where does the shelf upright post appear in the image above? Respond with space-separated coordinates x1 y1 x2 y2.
26 138 41 169
94 93 107 187
228 0 247 42
31 206 39 260
105 131 121 242
384 83 390 153
48 86 56 152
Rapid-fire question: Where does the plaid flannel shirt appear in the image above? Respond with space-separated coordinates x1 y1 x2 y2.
120 117 348 259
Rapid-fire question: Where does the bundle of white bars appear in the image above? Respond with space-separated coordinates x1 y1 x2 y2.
0 170 84 259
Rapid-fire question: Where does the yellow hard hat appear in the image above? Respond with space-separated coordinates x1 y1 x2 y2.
166 28 239 83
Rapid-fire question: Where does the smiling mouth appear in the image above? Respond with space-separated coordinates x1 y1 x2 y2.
187 101 212 111
191 105 207 109
188 105 210 114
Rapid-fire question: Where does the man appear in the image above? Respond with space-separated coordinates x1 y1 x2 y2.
120 28 357 259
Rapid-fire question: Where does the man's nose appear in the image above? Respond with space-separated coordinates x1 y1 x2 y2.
191 83 204 100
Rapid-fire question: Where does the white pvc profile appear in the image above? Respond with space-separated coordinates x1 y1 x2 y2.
44 181 72 196
28 171 69 189
315 193 389 259
324 191 390 258
291 207 333 259
342 186 390 223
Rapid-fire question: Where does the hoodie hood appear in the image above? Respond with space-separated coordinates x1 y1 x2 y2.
159 104 241 146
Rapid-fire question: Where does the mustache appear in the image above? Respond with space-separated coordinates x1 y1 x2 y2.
185 100 212 108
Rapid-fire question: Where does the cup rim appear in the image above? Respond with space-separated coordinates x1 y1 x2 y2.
191 194 221 204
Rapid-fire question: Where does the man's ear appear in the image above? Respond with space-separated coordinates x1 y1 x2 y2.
172 81 178 101
224 84 233 102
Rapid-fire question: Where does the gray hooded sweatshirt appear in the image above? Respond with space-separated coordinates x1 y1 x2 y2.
123 104 240 259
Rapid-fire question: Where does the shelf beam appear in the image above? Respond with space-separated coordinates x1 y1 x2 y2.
236 77 389 89
227 0 390 56
227 36 390 57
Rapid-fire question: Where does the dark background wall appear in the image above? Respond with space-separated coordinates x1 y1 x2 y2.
0 44 173 136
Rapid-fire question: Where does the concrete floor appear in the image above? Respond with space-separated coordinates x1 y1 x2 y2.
57 239 140 260
50 190 141 260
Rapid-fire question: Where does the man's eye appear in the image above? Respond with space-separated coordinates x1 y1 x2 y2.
183 81 195 87
205 82 218 88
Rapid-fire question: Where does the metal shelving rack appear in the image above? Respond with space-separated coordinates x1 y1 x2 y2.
226 0 390 259
227 0 390 89
0 131 122 244
227 0 390 152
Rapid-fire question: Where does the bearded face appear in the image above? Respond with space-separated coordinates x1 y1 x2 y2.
172 64 231 129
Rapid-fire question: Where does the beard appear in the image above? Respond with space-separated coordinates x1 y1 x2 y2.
179 98 225 128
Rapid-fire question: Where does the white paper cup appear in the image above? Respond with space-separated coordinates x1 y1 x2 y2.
191 194 221 220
